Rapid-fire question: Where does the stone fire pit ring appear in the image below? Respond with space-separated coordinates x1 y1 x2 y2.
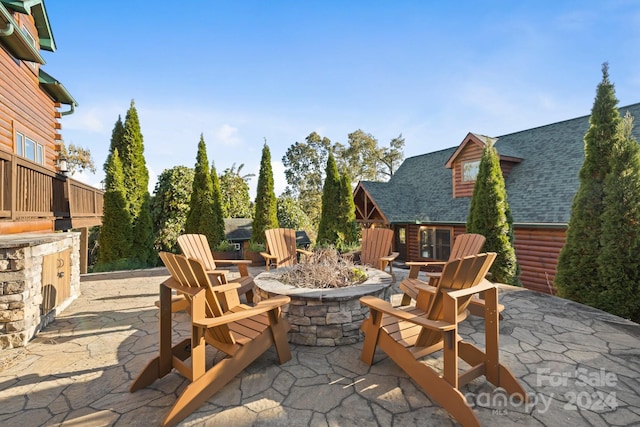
253 267 393 346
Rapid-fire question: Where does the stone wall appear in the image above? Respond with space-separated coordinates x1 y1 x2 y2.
253 267 393 346
0 233 80 349
254 287 391 346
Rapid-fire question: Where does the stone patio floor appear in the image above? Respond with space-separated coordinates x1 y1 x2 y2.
0 266 639 426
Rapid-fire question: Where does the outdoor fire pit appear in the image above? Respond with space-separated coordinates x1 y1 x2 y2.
253 266 393 346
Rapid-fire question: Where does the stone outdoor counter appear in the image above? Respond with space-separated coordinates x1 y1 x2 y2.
0 233 80 350
253 267 393 346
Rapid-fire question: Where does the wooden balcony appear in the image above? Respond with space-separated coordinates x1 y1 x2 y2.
0 150 103 234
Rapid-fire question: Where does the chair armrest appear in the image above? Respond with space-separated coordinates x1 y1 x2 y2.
212 282 241 293
405 261 446 267
162 278 201 295
296 248 313 260
215 259 252 265
380 252 399 262
444 278 496 298
405 261 446 279
214 259 252 276
194 296 291 328
207 269 230 277
260 252 277 260
360 296 456 331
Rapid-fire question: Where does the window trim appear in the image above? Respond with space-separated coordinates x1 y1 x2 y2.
14 128 45 166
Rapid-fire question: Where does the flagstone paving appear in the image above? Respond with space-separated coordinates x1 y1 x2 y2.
0 266 639 426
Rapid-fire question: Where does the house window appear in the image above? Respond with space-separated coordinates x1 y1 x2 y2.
398 227 406 244
15 131 45 165
22 26 36 47
21 26 38 70
419 227 452 260
463 160 480 182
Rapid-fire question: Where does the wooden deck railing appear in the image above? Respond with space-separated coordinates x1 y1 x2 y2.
0 151 103 227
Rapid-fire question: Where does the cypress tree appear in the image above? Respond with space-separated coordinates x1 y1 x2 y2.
466 142 520 286
120 100 149 220
210 162 227 248
185 135 218 247
132 192 155 265
555 64 621 302
317 152 342 246
597 112 640 320
252 143 279 245
104 116 124 175
99 117 133 267
338 171 358 248
97 149 132 265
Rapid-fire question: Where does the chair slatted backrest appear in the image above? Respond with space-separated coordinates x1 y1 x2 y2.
449 233 486 262
360 228 393 268
265 228 298 267
416 252 496 347
159 252 235 345
178 234 217 271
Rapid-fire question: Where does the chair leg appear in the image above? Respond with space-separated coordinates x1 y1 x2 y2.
130 338 191 392
458 341 528 401
360 311 382 366
268 311 292 364
376 332 482 427
162 331 276 427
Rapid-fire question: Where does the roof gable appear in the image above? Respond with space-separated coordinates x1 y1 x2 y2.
445 133 494 168
361 102 640 226
445 132 522 169
1 0 55 51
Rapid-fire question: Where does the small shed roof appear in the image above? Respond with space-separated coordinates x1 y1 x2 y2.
224 218 252 241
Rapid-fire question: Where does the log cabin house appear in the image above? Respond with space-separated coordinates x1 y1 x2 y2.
0 1 103 269
0 0 103 349
354 102 640 294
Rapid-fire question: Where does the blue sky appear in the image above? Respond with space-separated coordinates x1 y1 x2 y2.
42 1 640 196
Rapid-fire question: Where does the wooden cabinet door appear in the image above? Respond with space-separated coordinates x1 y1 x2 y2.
41 249 71 313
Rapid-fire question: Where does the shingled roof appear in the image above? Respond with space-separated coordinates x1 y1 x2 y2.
361 102 640 226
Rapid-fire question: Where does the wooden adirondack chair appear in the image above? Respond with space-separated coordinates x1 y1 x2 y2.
399 233 486 306
131 252 292 427
344 227 399 273
360 253 527 427
178 234 255 303
261 228 313 271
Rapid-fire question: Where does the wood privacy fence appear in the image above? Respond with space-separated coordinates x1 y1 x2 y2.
0 150 103 225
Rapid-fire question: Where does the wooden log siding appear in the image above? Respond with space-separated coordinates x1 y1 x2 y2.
453 145 519 199
402 223 565 294
0 19 58 171
453 143 484 198
513 227 566 294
